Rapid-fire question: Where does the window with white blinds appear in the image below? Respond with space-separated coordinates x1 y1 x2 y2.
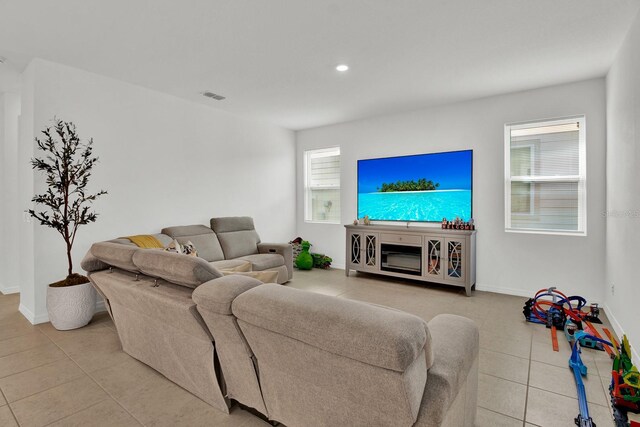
505 116 586 235
304 147 341 223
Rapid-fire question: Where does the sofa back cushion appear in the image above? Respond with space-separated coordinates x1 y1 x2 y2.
161 225 224 262
109 233 173 248
232 284 430 426
90 242 140 273
210 217 260 259
233 284 431 372
132 250 222 288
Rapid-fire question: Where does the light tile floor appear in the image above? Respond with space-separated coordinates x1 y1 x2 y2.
0 268 624 426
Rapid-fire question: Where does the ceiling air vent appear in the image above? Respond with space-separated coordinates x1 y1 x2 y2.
202 91 226 101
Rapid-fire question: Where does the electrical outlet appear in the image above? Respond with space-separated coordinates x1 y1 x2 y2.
611 284 615 295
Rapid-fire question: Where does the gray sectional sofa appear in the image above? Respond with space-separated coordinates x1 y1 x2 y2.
83 216 479 426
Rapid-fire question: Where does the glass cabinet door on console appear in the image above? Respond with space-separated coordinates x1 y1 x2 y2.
363 233 379 270
350 233 362 266
445 238 465 283
349 232 379 271
425 237 444 280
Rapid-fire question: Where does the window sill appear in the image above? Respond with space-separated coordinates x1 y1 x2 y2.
505 228 587 237
305 220 341 225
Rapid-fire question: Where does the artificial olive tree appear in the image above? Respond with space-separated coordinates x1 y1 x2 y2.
27 119 107 286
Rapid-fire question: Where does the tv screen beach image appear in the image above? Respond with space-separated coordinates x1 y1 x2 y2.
358 150 472 222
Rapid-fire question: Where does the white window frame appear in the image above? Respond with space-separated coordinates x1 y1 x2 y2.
504 116 587 236
304 146 341 224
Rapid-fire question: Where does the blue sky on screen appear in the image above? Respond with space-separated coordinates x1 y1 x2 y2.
357 150 472 193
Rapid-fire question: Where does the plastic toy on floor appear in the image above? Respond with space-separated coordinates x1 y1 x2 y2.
610 335 640 426
523 287 601 327
565 319 607 352
294 240 314 270
569 331 612 427
523 287 604 352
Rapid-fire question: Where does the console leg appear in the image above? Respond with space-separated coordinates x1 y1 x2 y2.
345 268 350 277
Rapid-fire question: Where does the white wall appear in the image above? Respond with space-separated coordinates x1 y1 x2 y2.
296 79 606 301
0 92 21 294
17 59 296 323
605 10 640 363
17 62 36 319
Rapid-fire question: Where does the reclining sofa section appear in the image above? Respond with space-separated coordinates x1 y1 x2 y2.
194 281 480 427
82 217 292 413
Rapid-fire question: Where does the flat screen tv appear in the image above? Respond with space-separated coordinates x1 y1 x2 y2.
357 150 472 222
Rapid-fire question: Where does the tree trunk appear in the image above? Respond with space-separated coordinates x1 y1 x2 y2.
66 240 73 277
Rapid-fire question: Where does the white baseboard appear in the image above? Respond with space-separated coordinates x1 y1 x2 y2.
473 283 532 298
603 303 640 365
0 283 20 295
18 303 49 325
330 263 346 270
18 296 107 326
18 303 34 323
338 271 533 299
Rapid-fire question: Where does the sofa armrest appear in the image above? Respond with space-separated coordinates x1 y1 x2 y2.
415 314 479 426
258 242 293 281
192 275 263 315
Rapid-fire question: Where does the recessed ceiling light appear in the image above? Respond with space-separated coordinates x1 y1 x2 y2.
336 64 349 72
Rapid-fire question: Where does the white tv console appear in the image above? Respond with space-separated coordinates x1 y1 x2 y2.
344 224 476 296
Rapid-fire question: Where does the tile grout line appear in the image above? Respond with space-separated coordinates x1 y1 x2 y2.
36 327 145 426
525 384 610 408
39 396 112 427
0 344 68 380
0 359 85 405
476 405 525 423
522 334 533 427
0 387 20 426
0 328 42 344
0 330 56 358
591 353 615 412
478 371 529 386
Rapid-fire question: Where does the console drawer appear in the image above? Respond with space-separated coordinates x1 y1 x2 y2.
379 233 421 245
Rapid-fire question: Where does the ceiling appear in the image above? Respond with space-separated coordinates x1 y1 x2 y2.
1 0 639 130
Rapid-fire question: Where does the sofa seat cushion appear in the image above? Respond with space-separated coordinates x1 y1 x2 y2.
222 270 279 283
132 249 222 288
210 259 252 272
161 225 225 262
237 253 284 271
233 284 431 372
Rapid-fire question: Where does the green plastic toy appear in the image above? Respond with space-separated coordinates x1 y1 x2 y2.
295 241 314 270
311 253 332 269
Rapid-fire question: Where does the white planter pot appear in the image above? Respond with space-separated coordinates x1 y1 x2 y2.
46 281 97 330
